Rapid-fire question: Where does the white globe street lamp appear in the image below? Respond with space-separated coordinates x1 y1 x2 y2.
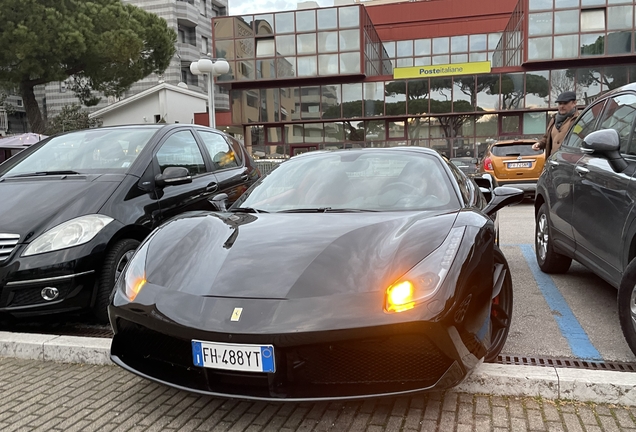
190 58 230 128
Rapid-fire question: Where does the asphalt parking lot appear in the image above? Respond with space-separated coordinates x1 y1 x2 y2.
498 201 636 364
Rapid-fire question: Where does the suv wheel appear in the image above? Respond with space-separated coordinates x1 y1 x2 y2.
619 259 636 357
535 203 571 273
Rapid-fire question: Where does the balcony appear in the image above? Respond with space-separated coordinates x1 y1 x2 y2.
176 0 199 28
177 42 202 62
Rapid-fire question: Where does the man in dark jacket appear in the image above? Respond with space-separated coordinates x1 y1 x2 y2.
532 91 579 156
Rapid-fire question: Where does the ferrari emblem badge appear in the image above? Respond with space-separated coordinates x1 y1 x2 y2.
231 307 243 322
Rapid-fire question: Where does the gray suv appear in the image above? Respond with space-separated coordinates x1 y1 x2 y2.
534 82 636 356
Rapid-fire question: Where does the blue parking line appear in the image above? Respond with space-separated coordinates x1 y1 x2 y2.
518 244 602 361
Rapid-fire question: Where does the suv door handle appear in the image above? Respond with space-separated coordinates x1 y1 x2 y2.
206 182 219 192
575 166 589 176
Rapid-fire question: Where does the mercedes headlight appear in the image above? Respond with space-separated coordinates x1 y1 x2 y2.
22 214 114 256
385 226 465 313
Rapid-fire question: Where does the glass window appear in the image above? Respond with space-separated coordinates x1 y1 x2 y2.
432 55 450 65
397 58 414 67
580 33 605 56
574 68 601 105
297 33 317 54
364 82 384 117
501 115 521 134
604 66 630 91
256 59 276 79
389 121 406 139
407 79 429 115
237 60 255 80
339 29 360 51
383 41 396 58
414 56 432 66
581 9 606 32
297 56 317 76
267 127 282 143
476 114 498 137
469 34 487 51
317 8 338 30
451 36 468 53
319 54 339 75
529 12 553 36
550 69 575 107
525 71 550 109
234 39 254 59
476 74 500 111
529 0 553 10
304 123 324 142
277 57 296 78
554 34 579 58
385 81 407 116
275 35 295 56
214 17 234 39
429 78 453 114
451 54 468 63
554 10 580 34
528 37 553 60
488 33 502 50
408 117 430 141
275 12 294 33
322 85 342 119
523 112 548 134
607 31 633 54
324 122 345 142
199 131 240 170
255 14 275 35
296 10 316 32
214 39 236 60
237 16 254 37
599 94 636 153
340 52 360 74
469 52 488 62
156 131 206 176
608 6 633 30
500 73 525 110
396 40 413 57
453 77 474 112
318 31 339 53
432 37 449 54
286 124 304 143
365 120 385 141
414 39 431 56
582 0 605 5
339 6 360 28
342 83 363 118
555 0 578 7
256 39 275 57
562 103 603 148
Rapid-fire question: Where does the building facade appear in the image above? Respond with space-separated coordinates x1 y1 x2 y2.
35 0 228 126
204 0 636 159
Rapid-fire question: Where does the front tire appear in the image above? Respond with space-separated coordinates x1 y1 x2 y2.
93 238 140 324
618 259 636 357
535 203 571 273
485 246 513 363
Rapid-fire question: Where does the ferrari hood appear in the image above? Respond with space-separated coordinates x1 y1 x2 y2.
145 211 458 299
0 175 122 239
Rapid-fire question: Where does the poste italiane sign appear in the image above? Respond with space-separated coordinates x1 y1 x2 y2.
393 61 491 80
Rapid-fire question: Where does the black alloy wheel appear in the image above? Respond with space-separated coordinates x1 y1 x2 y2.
484 246 513 363
535 203 572 274
93 238 140 324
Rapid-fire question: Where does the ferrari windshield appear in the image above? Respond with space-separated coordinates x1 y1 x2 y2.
234 150 461 212
0 127 160 177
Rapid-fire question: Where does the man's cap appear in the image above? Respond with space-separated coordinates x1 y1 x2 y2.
556 91 576 103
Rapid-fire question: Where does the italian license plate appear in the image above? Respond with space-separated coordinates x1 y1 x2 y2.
507 162 532 169
191 340 275 373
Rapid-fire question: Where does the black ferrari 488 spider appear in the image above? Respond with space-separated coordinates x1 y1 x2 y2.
109 147 523 401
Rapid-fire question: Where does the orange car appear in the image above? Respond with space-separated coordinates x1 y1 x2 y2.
481 139 545 199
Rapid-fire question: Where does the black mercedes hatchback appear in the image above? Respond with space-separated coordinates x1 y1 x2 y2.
0 124 259 323
534 82 636 356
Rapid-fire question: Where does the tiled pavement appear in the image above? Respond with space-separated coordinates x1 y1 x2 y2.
1 357 635 432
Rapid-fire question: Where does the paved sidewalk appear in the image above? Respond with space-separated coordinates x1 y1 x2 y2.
1 357 635 432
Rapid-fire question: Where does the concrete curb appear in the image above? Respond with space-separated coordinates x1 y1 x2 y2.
1 332 634 405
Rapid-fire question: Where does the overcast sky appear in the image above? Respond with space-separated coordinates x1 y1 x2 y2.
229 0 334 16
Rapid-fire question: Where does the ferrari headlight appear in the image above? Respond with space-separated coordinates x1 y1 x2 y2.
385 226 465 313
121 241 149 302
23 215 114 257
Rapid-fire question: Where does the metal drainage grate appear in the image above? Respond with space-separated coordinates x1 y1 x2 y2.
8 323 114 338
497 354 636 372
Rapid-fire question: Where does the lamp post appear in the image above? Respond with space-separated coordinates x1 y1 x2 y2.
190 58 230 129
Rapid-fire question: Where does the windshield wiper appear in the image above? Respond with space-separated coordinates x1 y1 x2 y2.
6 170 81 178
279 207 378 213
324 208 379 213
231 207 268 214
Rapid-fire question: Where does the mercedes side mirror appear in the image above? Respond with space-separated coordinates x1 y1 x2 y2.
210 193 229 211
155 166 192 188
483 186 524 217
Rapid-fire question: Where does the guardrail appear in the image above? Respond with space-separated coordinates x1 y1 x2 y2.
254 159 284 176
